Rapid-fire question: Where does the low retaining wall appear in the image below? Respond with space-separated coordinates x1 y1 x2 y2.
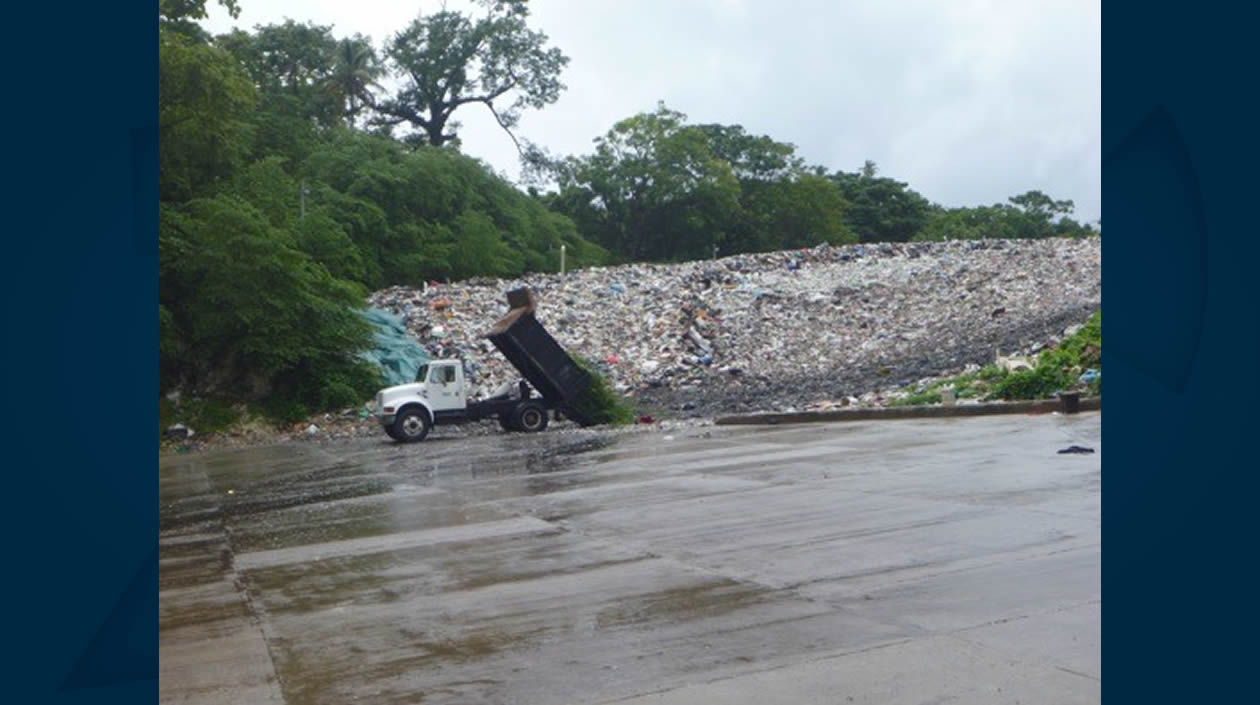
715 397 1101 426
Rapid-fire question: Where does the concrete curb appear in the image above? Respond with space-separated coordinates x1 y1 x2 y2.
715 397 1101 426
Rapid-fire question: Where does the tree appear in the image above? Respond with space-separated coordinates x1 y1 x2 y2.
693 123 851 252
914 191 1098 242
372 2 569 149
830 163 933 242
159 194 375 399
551 104 740 261
159 25 256 201
547 107 854 260
160 0 240 40
736 174 853 252
325 36 383 126
1008 190 1074 220
160 0 240 21
216 21 341 125
694 123 802 181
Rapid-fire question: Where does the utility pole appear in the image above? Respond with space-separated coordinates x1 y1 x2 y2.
300 182 310 219
560 244 566 275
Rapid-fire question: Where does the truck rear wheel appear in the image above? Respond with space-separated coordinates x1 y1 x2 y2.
515 402 549 433
392 408 431 443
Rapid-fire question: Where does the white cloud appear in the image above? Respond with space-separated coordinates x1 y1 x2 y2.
203 0 1101 221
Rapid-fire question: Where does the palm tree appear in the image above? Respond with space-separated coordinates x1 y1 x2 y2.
325 37 382 127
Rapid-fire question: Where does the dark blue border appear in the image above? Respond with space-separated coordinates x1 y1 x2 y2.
6 1 1259 701
1104 1 1260 701
2 2 156 702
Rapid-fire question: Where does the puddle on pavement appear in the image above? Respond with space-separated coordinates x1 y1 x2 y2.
159 594 251 633
274 626 544 705
159 547 234 591
219 478 395 518
595 579 776 630
245 551 401 614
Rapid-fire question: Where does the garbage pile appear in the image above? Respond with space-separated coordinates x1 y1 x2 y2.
368 238 1101 417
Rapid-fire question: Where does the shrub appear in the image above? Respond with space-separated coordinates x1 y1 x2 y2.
255 399 311 426
989 364 1072 401
159 397 242 436
570 356 635 426
982 311 1101 401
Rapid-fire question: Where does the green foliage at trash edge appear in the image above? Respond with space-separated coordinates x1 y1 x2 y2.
890 311 1101 406
569 355 636 426
159 396 242 438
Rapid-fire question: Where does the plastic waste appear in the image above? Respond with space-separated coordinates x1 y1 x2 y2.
357 307 431 387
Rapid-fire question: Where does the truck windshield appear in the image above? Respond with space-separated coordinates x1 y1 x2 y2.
414 364 428 383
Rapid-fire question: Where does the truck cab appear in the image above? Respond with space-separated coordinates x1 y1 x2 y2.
376 360 466 441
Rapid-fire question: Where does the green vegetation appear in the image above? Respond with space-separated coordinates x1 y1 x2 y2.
892 312 1101 406
990 312 1101 400
159 1 1100 429
914 191 1098 243
889 365 1006 407
159 1 605 419
570 357 636 427
159 396 242 437
541 104 856 261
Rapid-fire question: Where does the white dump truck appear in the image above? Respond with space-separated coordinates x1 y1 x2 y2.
375 288 596 442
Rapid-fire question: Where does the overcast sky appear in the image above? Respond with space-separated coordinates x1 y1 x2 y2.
203 0 1100 222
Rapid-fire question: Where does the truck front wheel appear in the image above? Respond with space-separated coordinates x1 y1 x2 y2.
515 402 549 433
392 408 431 443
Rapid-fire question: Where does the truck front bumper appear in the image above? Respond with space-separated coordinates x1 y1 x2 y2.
378 414 395 427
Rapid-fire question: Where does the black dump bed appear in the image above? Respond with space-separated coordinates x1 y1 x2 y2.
486 288 596 427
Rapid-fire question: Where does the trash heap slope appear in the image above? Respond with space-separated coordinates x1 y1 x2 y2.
368 238 1101 416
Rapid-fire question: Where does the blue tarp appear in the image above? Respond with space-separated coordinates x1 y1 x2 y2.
358 307 430 386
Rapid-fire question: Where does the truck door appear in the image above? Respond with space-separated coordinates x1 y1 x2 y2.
428 364 466 411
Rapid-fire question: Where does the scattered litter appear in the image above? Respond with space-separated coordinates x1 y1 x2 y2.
996 354 1035 373
165 423 194 440
1057 445 1096 454
305 424 320 436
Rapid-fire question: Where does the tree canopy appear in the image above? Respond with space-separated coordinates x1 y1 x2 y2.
545 104 854 262
371 1 569 149
914 190 1099 242
158 6 600 413
158 2 1096 419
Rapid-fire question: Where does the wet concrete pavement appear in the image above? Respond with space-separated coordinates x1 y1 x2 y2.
160 413 1101 704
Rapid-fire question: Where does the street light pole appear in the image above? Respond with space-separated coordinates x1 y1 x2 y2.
300 182 310 220
560 244 566 275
